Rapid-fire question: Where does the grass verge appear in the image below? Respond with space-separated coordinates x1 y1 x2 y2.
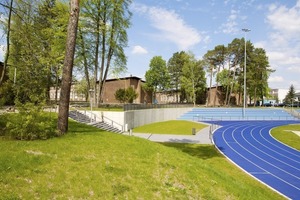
0 119 284 199
271 124 300 150
133 120 207 135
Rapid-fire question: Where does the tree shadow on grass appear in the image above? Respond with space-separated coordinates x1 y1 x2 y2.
161 143 223 160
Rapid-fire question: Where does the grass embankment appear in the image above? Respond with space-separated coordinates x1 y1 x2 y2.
133 120 207 135
271 124 300 150
0 118 284 199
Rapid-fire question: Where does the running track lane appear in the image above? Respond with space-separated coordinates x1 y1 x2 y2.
212 120 300 199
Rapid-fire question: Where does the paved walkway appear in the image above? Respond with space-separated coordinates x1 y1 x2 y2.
126 126 213 144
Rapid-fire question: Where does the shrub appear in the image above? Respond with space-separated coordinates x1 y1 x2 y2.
115 87 138 103
0 81 15 106
0 113 9 136
5 102 58 140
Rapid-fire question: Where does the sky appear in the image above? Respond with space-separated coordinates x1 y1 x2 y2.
124 0 300 90
0 0 300 90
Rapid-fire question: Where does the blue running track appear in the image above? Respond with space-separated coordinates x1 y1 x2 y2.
212 120 300 199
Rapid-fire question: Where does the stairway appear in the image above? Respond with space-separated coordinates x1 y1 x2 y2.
69 110 92 124
91 122 122 133
69 110 122 133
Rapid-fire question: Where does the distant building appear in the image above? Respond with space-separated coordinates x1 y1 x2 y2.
269 89 300 103
101 76 151 104
156 91 180 104
50 76 152 104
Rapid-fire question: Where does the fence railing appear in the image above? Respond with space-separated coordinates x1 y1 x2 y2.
209 123 221 143
285 108 300 119
81 110 124 132
124 103 193 111
193 115 299 121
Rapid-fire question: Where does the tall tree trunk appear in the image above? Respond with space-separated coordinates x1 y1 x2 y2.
54 66 59 104
224 62 231 106
99 52 111 103
98 25 106 106
93 23 100 106
206 66 213 107
78 28 90 91
213 66 221 107
253 87 257 107
0 0 13 87
227 64 236 106
99 24 114 103
98 30 106 106
57 0 80 134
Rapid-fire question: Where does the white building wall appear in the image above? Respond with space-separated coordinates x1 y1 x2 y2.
276 89 300 103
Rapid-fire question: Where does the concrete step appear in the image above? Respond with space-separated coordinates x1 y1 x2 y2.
69 110 122 134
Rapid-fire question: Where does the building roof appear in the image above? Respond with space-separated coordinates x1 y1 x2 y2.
105 76 145 83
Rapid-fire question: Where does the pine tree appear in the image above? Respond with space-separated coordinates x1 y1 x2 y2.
284 84 296 105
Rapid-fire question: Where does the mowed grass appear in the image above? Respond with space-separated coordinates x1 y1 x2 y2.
133 120 207 135
0 119 285 199
271 124 300 150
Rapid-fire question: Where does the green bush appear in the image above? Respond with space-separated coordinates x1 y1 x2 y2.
0 114 9 136
0 81 15 106
5 102 58 140
115 87 138 103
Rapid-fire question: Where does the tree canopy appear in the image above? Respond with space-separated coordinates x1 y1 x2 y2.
145 56 170 102
284 84 296 104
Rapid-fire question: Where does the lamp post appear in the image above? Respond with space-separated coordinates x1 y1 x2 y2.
242 28 250 118
89 89 94 123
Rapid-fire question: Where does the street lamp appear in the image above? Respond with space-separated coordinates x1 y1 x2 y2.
89 89 94 123
242 28 250 118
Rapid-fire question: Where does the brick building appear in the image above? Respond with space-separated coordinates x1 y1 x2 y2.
101 76 152 104
49 76 152 104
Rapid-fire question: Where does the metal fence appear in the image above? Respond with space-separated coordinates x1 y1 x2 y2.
123 103 193 111
193 115 299 121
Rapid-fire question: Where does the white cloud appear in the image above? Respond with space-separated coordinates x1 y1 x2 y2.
268 76 284 83
267 2 300 37
253 41 266 49
132 4 202 50
131 45 148 54
288 66 300 73
221 9 240 34
265 0 300 89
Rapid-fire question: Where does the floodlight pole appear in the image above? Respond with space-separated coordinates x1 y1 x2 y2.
242 28 250 118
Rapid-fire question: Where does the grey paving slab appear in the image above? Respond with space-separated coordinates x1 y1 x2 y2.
128 126 213 144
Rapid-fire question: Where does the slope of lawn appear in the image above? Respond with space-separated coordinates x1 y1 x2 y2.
271 124 300 150
0 119 285 199
133 120 207 135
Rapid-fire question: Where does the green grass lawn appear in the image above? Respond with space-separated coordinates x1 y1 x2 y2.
0 119 285 199
271 124 300 150
133 120 207 135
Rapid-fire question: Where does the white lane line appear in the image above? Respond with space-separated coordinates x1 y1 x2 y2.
260 126 300 162
235 125 300 180
247 125 300 168
261 126 300 159
221 124 300 192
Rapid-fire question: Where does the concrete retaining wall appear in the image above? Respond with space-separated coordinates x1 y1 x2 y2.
93 108 192 131
124 108 192 131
